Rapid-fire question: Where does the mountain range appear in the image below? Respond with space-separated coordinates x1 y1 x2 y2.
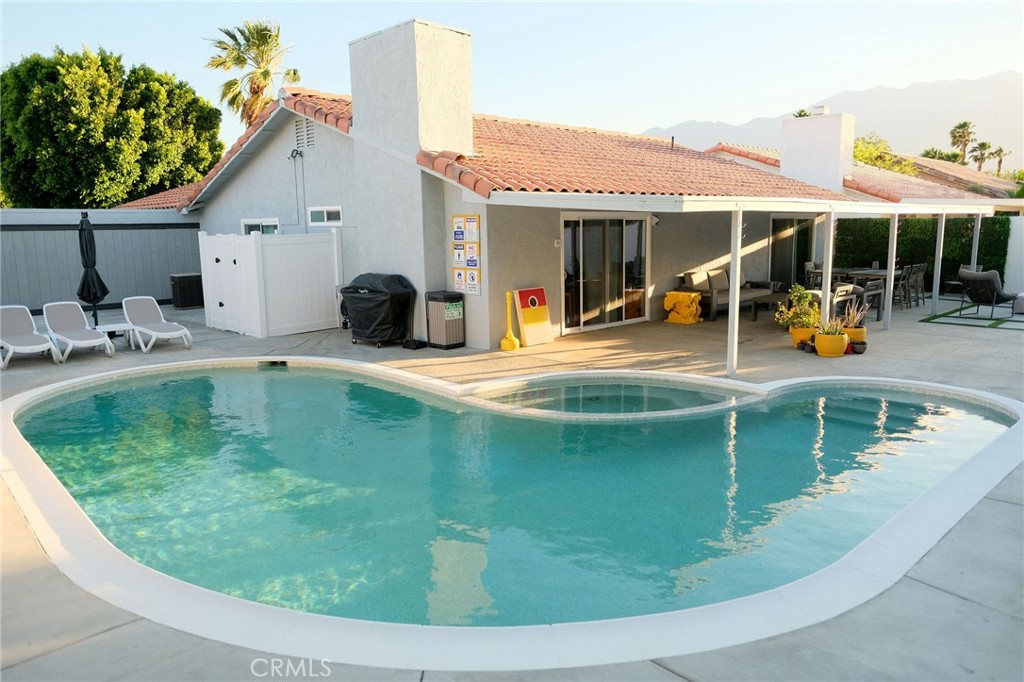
644 71 1022 170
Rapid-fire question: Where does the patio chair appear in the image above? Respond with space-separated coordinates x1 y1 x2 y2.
43 301 114 362
1 305 62 369
122 296 193 353
910 263 927 307
892 267 912 310
860 279 885 321
957 269 1019 319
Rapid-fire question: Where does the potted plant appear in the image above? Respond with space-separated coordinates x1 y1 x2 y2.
775 284 820 347
841 300 868 343
815 316 850 357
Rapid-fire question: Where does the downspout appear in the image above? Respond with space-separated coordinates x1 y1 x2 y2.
931 213 947 315
726 208 743 377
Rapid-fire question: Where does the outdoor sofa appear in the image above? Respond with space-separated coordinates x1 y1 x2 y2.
676 269 780 321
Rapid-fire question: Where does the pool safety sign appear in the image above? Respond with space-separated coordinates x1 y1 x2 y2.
450 215 481 295
513 287 554 346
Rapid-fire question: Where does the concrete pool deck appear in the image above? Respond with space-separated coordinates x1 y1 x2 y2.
2 300 1022 681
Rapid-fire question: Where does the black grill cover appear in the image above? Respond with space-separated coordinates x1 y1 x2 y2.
341 273 416 343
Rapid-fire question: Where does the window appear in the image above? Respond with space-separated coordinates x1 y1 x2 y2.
295 119 316 149
241 218 279 235
308 206 342 226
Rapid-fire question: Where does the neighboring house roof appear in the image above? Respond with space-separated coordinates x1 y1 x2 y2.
419 117 846 200
116 181 204 209
706 142 989 203
897 154 1017 198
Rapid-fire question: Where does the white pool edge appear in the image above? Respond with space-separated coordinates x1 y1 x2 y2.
2 357 1021 671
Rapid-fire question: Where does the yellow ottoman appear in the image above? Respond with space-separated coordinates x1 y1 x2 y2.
664 291 702 324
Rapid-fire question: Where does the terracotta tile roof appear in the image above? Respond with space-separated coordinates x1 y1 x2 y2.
706 142 993 203
116 181 204 209
704 142 780 167
281 87 352 133
846 162 987 201
420 117 847 200
898 154 1017 198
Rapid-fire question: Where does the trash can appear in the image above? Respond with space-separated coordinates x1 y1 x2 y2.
340 273 415 348
426 291 465 349
170 273 204 309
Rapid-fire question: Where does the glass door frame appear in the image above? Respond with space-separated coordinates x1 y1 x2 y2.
560 211 652 335
769 213 821 289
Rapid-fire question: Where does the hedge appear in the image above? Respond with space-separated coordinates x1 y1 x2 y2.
834 216 1010 291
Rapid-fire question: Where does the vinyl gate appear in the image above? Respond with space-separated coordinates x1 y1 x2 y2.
198 230 342 338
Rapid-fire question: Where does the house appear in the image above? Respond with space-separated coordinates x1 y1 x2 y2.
896 154 1019 199
122 19 1009 374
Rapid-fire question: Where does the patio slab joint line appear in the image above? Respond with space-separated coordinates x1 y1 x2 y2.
1 615 144 672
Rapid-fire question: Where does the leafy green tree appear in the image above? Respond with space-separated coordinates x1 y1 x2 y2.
949 121 975 164
990 147 1010 174
853 133 918 176
1 47 222 208
921 147 962 163
968 141 992 171
206 21 300 128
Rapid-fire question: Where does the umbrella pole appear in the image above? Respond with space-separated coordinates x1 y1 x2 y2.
92 304 99 327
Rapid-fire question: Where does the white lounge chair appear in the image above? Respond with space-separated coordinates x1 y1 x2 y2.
122 296 193 353
43 301 115 362
1 305 62 369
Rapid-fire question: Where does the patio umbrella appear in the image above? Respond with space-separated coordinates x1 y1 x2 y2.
76 212 109 326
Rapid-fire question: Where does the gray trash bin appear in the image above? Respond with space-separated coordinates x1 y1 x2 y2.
426 291 465 349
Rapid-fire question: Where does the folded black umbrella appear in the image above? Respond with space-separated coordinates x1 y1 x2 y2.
76 213 109 326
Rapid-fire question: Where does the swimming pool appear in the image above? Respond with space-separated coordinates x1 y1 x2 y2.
3 358 1021 669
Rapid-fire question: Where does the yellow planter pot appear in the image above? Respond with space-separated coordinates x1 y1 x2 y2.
815 333 850 357
844 327 867 343
789 327 816 347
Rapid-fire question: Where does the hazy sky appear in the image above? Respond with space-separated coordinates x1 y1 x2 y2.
2 1 1022 146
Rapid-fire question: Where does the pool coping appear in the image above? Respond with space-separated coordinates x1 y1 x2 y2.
1 356 1021 671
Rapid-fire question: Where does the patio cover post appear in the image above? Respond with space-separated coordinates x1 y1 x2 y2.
726 208 742 377
819 212 837 322
884 213 900 330
931 213 947 315
970 214 982 269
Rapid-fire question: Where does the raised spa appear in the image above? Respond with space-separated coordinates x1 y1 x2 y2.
13 365 1015 628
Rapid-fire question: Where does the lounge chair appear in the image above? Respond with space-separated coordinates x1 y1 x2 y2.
122 296 192 353
1 305 61 369
957 269 1020 319
43 301 115 361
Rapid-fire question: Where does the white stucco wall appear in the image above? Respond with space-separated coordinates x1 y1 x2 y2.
198 112 354 236
350 20 473 156
485 205 562 347
780 113 855 194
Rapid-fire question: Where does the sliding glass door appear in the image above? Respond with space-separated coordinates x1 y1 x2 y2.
563 217 647 331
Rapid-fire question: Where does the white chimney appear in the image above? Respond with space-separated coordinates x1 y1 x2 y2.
349 19 473 156
780 111 855 193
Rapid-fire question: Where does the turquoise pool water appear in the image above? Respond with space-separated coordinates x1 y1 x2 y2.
482 380 743 412
16 367 1012 626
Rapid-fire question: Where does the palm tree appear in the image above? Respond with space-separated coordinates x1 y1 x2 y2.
968 141 992 171
792 109 811 118
991 147 1011 174
206 21 300 128
949 121 975 164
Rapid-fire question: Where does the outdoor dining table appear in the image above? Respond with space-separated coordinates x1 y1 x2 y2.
812 267 902 285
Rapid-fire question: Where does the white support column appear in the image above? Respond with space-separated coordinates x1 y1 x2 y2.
819 212 836 322
970 214 982 268
883 213 900 330
931 213 946 315
726 208 743 378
